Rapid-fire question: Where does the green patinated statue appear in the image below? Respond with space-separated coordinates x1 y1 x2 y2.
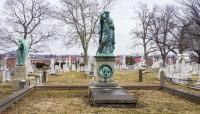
96 11 115 56
16 39 28 66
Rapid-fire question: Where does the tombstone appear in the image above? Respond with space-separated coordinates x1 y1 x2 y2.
28 73 43 85
76 64 81 72
58 59 62 70
26 54 33 74
158 67 166 79
50 58 56 75
191 62 199 75
63 64 69 72
4 69 11 82
166 64 175 80
172 54 192 84
69 56 72 70
71 64 76 71
55 65 60 75
165 57 175 80
0 60 6 71
80 64 85 72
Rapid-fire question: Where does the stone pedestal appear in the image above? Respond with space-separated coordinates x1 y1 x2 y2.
13 66 28 90
89 56 137 106
14 66 27 80
94 56 115 83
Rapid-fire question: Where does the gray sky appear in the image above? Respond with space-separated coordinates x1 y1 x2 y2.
0 0 176 56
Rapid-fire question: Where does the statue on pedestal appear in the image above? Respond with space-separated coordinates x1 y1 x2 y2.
97 11 115 56
16 39 28 66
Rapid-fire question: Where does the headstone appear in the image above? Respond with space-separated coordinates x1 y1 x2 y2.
158 67 166 79
29 77 36 86
3 69 11 82
55 65 60 75
172 54 192 84
160 70 165 86
63 64 69 72
122 55 127 69
72 64 76 71
69 56 72 70
76 64 81 72
50 58 56 75
58 59 62 70
26 54 33 73
19 80 26 89
0 60 6 71
191 62 199 75
28 73 42 85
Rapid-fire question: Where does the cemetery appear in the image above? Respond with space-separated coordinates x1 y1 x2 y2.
0 0 200 114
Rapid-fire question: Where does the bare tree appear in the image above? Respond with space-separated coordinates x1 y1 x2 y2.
132 3 157 67
151 5 177 67
171 14 191 54
0 28 15 51
2 0 56 52
54 0 115 65
181 0 200 64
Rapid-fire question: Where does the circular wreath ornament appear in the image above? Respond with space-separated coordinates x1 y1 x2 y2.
98 65 113 79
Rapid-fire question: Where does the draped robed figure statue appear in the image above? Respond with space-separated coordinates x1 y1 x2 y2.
96 11 115 56
16 39 28 66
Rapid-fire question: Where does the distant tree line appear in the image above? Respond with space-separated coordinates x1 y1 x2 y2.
132 0 200 66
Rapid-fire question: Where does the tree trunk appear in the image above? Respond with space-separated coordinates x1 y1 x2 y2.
162 55 166 67
144 44 147 67
83 48 88 65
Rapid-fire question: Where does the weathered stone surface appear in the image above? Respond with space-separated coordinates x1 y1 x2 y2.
89 87 137 105
94 56 115 82
14 66 27 80
91 81 118 87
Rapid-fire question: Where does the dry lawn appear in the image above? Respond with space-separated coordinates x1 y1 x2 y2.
0 83 13 100
47 70 160 86
2 90 200 114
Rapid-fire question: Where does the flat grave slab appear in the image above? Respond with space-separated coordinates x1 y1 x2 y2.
89 87 137 106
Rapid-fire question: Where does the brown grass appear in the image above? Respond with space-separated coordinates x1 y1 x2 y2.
0 83 13 100
47 70 160 86
2 90 200 114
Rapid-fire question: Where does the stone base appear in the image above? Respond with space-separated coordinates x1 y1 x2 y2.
91 81 118 87
94 56 115 82
14 66 27 80
89 81 137 106
12 79 28 91
89 86 137 106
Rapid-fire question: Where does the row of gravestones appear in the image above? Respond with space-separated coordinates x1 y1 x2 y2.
0 56 47 90
158 54 200 86
49 57 95 77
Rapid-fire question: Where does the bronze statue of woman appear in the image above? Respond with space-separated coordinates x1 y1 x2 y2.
16 39 28 66
97 11 115 56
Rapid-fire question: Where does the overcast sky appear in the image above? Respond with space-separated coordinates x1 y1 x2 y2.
0 0 176 56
